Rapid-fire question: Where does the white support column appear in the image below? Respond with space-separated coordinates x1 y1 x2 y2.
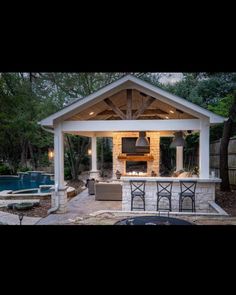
90 136 100 179
176 146 183 171
91 136 97 171
199 119 210 178
53 123 67 213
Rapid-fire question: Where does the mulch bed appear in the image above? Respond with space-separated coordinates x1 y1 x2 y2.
0 198 51 218
215 185 236 216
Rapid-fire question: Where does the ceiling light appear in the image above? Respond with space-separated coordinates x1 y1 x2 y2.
170 110 174 114
89 112 94 116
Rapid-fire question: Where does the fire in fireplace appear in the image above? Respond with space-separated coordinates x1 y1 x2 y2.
126 161 147 175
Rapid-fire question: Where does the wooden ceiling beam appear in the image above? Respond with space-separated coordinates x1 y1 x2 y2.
96 108 168 116
104 98 126 120
133 97 156 119
126 89 132 119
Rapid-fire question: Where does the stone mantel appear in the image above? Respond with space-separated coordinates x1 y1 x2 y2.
117 154 154 161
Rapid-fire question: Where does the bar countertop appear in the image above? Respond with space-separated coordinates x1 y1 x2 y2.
120 176 221 183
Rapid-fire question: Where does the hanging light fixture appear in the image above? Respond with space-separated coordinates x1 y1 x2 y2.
135 132 150 148
169 109 186 148
170 131 185 148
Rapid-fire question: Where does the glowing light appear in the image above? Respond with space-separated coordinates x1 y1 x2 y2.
88 149 92 155
89 112 94 116
165 116 169 119
170 110 174 114
48 148 54 160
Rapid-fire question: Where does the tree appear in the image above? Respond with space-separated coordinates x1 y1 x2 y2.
163 72 236 190
0 73 55 172
219 93 236 191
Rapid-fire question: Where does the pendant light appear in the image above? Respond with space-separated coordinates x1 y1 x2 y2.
170 131 185 148
170 109 185 148
135 131 150 148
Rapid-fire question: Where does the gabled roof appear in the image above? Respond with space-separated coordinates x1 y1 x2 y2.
39 74 226 127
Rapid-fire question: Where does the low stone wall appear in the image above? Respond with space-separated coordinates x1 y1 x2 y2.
122 178 219 212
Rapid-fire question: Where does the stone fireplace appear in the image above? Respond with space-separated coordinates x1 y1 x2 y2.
112 131 160 177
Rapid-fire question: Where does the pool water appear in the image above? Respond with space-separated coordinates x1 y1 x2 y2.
0 175 54 192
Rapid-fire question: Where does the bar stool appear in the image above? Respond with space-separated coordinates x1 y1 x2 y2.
130 180 146 211
179 181 197 212
156 181 173 211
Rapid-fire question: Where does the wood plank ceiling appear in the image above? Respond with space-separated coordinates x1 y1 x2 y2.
67 89 197 121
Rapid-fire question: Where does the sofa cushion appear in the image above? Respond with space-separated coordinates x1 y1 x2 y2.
95 183 122 201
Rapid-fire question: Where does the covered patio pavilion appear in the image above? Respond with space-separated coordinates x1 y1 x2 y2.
39 75 225 213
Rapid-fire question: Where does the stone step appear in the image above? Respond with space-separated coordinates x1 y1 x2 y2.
0 199 40 208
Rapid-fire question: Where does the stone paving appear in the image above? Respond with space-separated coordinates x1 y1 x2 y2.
37 189 122 225
0 211 41 225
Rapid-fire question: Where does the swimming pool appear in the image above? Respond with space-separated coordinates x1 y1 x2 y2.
0 172 54 192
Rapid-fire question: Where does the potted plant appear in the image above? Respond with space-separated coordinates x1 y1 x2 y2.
115 170 122 179
192 166 199 177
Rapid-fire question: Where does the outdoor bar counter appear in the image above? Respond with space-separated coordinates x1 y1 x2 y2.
121 177 221 212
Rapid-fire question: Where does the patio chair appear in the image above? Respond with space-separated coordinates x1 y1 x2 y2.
179 181 197 212
130 180 146 211
156 181 173 211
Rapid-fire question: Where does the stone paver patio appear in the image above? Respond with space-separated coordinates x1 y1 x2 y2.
0 211 41 225
37 189 122 225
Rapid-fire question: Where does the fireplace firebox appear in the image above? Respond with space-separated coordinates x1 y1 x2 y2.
126 161 147 174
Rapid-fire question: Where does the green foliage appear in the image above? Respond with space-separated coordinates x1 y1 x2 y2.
164 73 236 140
17 166 30 172
185 133 199 148
64 166 72 180
0 163 13 175
184 133 199 170
208 95 234 117
97 137 113 169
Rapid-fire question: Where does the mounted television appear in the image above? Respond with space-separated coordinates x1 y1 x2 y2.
122 137 150 154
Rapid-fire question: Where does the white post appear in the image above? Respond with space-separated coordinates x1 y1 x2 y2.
199 119 210 178
53 123 67 213
90 136 100 179
176 146 183 171
91 136 97 171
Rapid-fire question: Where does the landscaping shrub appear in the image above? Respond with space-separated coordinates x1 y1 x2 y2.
64 166 72 180
17 166 31 172
0 163 13 175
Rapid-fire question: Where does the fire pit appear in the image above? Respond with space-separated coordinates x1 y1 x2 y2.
115 215 193 225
